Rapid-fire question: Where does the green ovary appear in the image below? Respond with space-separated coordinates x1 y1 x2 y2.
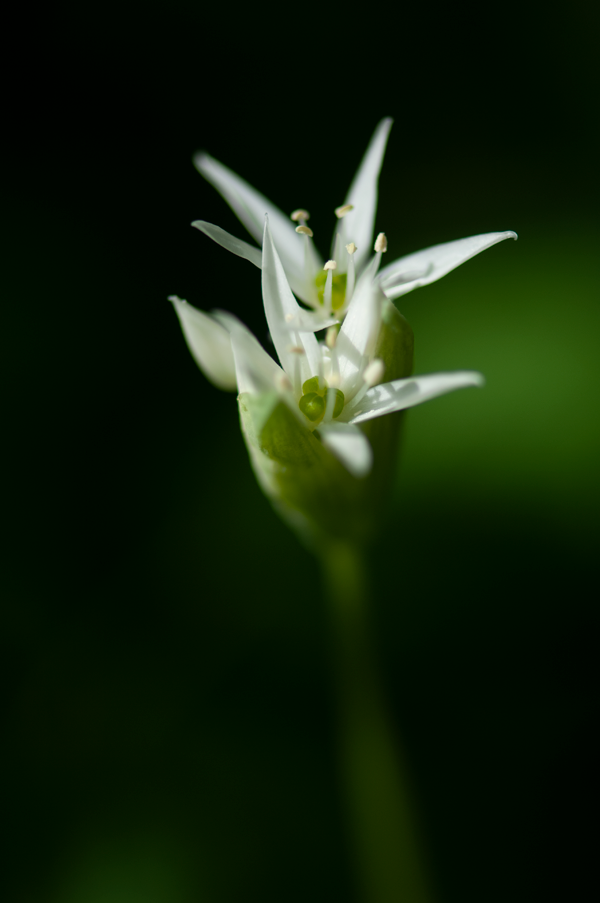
315 271 347 311
299 378 345 423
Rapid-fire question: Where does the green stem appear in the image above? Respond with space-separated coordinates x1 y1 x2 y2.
321 541 435 903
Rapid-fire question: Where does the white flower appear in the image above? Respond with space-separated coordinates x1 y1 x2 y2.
192 118 517 328
171 219 483 480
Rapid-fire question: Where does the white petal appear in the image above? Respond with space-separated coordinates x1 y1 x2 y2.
284 309 339 334
345 371 485 423
261 218 321 392
377 231 518 300
336 259 384 400
212 310 284 396
317 422 373 477
337 118 393 274
194 152 313 297
192 221 262 268
169 295 237 391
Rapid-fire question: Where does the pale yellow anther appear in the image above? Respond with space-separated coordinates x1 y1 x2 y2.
323 259 337 271
363 358 385 387
345 242 357 255
291 209 310 222
325 326 338 349
374 233 388 253
288 345 306 355
335 204 354 218
295 224 314 237
285 313 295 322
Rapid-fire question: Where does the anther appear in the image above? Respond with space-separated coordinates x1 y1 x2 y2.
295 224 314 237
374 233 388 253
324 259 337 271
291 209 310 222
362 358 385 387
325 326 338 349
335 204 354 218
287 345 306 355
285 313 295 322
346 242 357 255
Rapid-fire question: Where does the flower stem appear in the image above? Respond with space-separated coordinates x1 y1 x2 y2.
321 541 435 903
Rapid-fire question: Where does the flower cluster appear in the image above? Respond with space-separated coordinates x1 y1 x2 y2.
170 120 516 541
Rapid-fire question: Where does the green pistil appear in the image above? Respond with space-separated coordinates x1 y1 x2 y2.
315 271 348 310
299 378 345 423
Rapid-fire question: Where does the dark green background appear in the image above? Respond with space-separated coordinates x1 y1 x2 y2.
3 3 599 901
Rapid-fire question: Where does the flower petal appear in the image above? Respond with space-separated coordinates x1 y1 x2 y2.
345 371 485 423
377 231 518 300
317 422 373 477
337 118 393 274
261 217 321 393
336 260 384 400
169 295 237 391
194 152 312 297
212 310 285 396
192 221 262 268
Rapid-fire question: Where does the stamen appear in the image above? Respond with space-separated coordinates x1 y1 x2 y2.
325 326 338 349
323 265 334 311
323 384 337 423
285 313 295 322
332 234 344 273
291 209 310 222
335 204 354 218
374 233 388 253
345 242 357 255
349 358 386 409
362 358 385 387
346 243 356 304
295 224 314 237
287 345 306 355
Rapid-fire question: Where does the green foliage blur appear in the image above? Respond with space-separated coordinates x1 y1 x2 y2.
3 3 598 902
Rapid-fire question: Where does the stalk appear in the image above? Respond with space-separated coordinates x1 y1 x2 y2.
321 541 435 903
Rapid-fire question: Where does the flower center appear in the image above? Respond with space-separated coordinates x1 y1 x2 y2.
298 376 345 423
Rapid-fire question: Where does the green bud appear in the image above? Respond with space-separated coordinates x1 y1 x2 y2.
299 392 325 421
376 297 414 381
302 376 324 396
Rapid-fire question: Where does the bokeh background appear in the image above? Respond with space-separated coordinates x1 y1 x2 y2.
3 3 599 901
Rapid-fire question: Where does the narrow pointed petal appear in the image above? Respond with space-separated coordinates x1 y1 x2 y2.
377 231 518 300
169 296 237 391
192 221 262 268
336 260 384 400
317 422 373 477
194 152 307 290
338 118 393 274
284 309 339 333
261 218 321 391
212 310 285 396
345 371 485 424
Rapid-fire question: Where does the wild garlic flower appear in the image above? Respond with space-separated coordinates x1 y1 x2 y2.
193 118 517 328
171 216 484 546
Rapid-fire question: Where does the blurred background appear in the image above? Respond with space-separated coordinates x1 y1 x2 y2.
3 2 599 901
